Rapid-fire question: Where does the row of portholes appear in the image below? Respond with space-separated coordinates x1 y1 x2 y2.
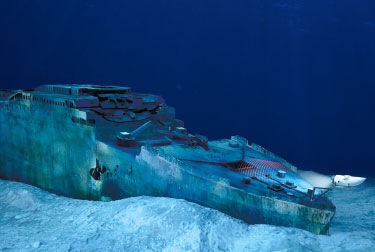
20 93 66 107
47 86 71 95
22 94 31 100
39 86 72 95
30 96 66 107
0 103 9 109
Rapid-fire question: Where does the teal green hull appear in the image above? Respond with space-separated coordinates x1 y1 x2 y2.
0 85 335 234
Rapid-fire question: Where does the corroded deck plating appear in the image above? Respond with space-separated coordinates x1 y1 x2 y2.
0 84 336 234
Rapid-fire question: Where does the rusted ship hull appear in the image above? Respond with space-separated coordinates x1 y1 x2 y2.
0 85 335 234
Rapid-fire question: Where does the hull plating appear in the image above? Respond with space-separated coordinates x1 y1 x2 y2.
0 85 335 234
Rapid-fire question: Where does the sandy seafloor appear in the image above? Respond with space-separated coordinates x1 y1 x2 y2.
0 179 374 252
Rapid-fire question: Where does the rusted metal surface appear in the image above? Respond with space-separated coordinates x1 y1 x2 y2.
0 84 336 234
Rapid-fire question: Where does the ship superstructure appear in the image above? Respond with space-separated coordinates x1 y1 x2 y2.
0 84 339 234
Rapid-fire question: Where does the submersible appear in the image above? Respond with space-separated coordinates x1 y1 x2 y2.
0 84 365 234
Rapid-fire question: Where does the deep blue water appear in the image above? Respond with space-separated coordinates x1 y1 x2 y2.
0 1 374 177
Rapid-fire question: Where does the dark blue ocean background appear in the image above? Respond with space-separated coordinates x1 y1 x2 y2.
0 0 374 178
